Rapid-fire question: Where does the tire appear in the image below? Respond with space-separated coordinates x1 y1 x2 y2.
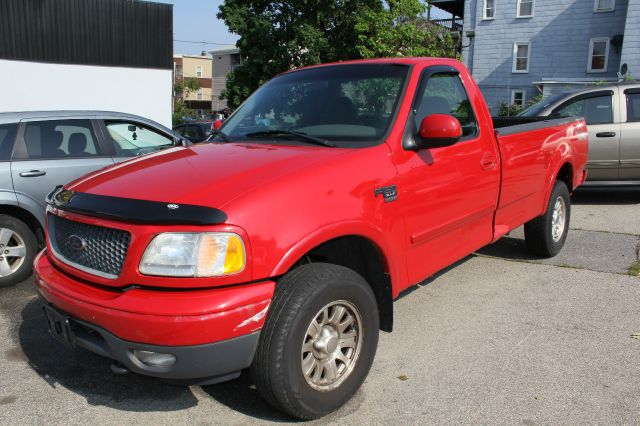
524 181 570 258
0 215 37 288
251 263 379 419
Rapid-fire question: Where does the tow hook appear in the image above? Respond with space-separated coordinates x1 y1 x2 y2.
110 361 129 375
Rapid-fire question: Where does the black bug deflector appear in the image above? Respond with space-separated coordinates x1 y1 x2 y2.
46 186 227 225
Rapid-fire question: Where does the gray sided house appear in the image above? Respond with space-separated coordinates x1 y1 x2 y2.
209 45 241 113
431 0 639 114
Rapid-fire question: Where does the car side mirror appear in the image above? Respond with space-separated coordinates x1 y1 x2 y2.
416 114 462 149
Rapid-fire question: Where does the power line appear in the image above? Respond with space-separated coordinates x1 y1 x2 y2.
173 39 235 46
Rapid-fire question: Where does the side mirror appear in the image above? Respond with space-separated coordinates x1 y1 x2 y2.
416 114 462 149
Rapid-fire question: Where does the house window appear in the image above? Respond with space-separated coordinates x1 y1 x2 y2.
512 42 530 73
517 0 534 17
594 0 614 12
588 38 609 72
483 0 495 19
511 90 525 107
196 65 203 77
196 88 203 100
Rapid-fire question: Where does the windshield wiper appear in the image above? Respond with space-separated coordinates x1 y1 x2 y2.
245 130 336 148
206 131 231 142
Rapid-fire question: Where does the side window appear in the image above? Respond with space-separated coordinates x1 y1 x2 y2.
184 125 201 139
553 95 613 125
20 120 100 159
626 93 640 122
105 121 175 157
0 124 18 161
415 73 478 138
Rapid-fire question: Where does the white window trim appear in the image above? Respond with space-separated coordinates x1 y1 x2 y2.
516 0 534 18
593 0 615 12
587 37 610 73
196 65 203 77
512 42 531 73
483 0 496 20
196 88 203 100
511 89 526 106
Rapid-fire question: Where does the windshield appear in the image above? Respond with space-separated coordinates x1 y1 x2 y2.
218 64 409 147
518 93 568 117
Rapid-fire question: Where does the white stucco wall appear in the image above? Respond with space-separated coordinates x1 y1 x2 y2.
0 59 172 127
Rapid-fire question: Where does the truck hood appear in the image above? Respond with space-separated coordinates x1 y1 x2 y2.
67 142 351 208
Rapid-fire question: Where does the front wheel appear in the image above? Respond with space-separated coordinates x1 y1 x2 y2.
0 215 37 287
524 180 571 257
251 263 379 419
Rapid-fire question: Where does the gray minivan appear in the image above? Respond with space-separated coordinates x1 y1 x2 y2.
520 82 640 184
0 111 189 287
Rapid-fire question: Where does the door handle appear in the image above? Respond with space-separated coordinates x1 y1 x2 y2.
596 132 616 138
481 156 497 170
19 170 46 177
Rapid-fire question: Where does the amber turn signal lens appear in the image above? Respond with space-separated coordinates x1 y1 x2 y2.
196 233 246 276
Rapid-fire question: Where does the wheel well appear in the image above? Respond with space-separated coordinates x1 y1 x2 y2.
556 162 573 192
291 236 394 332
0 205 44 247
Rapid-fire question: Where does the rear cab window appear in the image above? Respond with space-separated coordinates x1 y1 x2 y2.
625 90 640 122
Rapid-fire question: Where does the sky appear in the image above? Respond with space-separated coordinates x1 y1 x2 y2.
149 0 451 56
148 0 239 55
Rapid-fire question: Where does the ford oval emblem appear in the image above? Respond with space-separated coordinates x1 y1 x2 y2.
167 204 179 210
68 235 86 251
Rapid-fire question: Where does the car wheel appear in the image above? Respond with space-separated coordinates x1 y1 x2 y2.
0 215 37 288
251 263 379 419
524 180 570 257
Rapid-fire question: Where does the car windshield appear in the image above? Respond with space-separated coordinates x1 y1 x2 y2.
518 93 568 117
218 63 409 147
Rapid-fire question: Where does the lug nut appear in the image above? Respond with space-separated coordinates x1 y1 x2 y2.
4 250 7 254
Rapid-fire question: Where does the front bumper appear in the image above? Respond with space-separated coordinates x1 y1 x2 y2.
42 302 260 384
34 249 275 382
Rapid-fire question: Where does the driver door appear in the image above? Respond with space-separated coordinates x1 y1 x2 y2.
97 120 178 163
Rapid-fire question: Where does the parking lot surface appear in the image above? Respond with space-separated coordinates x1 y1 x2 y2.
1 188 639 425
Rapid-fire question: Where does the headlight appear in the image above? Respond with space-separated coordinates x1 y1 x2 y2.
139 232 246 277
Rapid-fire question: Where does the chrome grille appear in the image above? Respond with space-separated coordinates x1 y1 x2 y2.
48 215 131 279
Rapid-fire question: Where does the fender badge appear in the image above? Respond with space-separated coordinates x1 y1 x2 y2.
374 185 397 203
167 204 180 210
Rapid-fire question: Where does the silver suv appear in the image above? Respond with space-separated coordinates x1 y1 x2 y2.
520 82 640 184
0 111 189 287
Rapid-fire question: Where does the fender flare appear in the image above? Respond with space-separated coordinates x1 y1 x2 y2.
542 159 574 212
269 220 400 286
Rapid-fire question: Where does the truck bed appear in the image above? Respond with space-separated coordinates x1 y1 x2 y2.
492 115 578 133
491 116 588 240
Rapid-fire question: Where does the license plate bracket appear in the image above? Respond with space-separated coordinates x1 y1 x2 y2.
43 305 75 348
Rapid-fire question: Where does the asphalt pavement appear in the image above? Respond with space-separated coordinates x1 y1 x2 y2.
1 187 639 425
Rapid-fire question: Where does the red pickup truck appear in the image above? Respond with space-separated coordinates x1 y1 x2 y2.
35 58 588 419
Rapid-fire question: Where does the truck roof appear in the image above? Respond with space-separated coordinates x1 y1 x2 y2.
281 57 462 76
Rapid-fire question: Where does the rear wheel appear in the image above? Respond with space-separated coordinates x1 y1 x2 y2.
251 263 379 419
0 215 37 287
524 181 570 257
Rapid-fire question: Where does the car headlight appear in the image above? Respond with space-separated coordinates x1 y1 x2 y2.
139 232 246 277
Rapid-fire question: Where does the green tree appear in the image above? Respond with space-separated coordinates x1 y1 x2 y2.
173 78 202 126
217 0 456 109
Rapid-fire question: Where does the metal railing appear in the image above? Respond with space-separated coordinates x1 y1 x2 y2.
430 18 463 33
